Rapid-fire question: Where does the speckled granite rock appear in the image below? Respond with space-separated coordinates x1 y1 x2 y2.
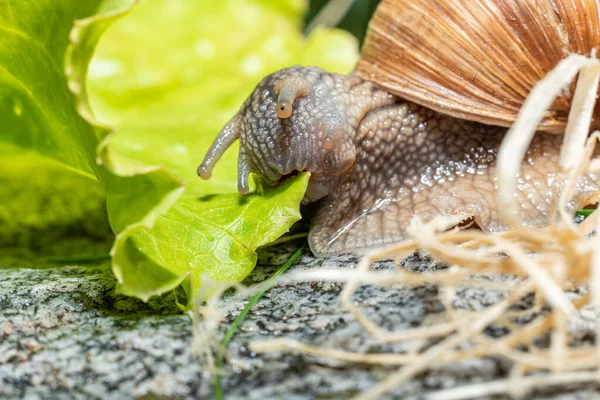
1 245 600 400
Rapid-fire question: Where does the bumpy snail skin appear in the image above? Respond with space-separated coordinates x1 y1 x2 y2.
200 66 600 256
309 103 600 255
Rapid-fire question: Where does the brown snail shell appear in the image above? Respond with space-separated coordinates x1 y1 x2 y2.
355 0 600 133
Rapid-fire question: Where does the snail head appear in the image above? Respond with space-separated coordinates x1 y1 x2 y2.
198 66 356 202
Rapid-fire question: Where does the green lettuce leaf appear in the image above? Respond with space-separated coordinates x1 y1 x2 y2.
0 0 108 176
113 175 309 301
0 0 358 304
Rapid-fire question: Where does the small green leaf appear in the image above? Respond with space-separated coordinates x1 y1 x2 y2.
113 173 309 302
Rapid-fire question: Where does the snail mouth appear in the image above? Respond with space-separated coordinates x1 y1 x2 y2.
274 159 317 184
277 169 303 184
280 170 299 180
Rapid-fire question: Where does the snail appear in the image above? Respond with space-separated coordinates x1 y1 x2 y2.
198 0 600 256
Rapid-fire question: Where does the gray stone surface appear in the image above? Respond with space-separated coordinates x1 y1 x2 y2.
1 244 600 399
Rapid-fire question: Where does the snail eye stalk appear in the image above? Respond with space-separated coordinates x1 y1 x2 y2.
274 76 312 119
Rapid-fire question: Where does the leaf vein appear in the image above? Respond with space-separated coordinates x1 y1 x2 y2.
0 22 63 74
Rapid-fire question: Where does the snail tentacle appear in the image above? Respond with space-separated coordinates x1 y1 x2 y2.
198 113 242 180
237 149 251 194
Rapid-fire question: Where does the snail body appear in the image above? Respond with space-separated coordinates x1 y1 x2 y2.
199 0 600 256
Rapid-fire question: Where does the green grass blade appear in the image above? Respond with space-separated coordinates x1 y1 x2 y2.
214 246 305 400
576 209 595 217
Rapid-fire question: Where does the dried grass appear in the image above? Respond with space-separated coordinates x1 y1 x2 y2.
194 53 600 399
